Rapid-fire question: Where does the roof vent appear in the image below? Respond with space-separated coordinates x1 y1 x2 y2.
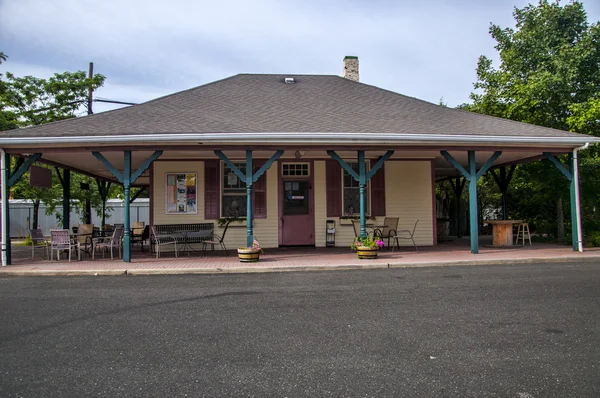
284 77 295 84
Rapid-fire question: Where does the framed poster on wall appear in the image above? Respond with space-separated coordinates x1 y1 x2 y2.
166 172 197 214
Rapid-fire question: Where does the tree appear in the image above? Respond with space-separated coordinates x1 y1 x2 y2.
0 59 109 228
10 164 62 229
1 70 105 127
465 0 600 241
0 52 18 131
470 1 600 128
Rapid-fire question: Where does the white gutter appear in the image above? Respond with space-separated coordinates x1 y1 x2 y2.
573 142 589 252
0 132 597 146
1 149 7 266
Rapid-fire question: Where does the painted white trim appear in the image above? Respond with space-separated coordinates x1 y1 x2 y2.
0 132 597 146
573 142 589 252
1 149 8 266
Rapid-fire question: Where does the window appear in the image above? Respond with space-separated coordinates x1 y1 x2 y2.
222 162 247 217
343 162 369 216
282 163 310 176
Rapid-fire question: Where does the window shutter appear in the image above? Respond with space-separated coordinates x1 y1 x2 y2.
370 159 386 216
204 160 219 219
326 160 342 217
252 162 267 218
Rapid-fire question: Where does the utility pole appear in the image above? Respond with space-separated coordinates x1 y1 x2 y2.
88 62 94 115
83 61 94 224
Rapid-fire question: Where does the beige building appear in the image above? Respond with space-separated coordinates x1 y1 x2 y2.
0 56 596 264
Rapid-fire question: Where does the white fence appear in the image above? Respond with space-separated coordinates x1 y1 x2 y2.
2 199 150 238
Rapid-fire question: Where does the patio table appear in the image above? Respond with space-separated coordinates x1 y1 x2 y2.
485 220 522 247
174 229 212 256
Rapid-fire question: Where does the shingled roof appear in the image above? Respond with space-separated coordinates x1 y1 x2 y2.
0 74 596 144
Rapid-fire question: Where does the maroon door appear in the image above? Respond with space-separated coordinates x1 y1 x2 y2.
280 179 314 245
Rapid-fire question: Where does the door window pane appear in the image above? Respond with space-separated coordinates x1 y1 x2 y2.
283 180 309 215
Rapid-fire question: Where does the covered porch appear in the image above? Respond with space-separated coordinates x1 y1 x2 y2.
2 236 599 275
1 72 597 265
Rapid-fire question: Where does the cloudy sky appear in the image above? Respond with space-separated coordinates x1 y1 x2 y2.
1 0 599 113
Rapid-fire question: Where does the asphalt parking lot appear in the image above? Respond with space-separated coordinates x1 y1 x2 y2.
1 261 599 397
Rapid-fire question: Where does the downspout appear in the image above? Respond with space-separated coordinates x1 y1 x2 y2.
573 142 589 252
1 149 7 266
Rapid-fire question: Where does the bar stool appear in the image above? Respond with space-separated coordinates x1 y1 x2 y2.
515 222 532 246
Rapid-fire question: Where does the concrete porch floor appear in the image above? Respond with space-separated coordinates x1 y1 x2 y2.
1 235 599 276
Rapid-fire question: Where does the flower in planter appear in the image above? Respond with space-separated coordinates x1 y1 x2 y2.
239 238 263 253
350 235 385 251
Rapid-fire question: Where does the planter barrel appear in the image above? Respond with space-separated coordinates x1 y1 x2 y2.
356 246 379 259
237 248 260 263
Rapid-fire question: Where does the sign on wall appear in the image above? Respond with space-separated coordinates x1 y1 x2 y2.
166 173 197 214
30 166 52 188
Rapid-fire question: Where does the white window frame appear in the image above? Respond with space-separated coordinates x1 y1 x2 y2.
221 161 247 218
342 162 370 216
281 162 310 177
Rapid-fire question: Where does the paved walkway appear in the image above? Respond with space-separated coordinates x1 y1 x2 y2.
2 236 599 276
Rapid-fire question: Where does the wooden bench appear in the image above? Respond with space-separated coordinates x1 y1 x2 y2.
151 223 214 256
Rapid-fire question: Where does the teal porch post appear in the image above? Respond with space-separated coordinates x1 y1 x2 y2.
215 149 284 248
327 149 394 239
358 150 367 238
569 154 578 251
93 150 163 262
123 151 131 262
489 166 516 220
2 152 10 265
569 153 583 251
61 170 71 229
441 150 502 254
467 151 478 253
2 153 43 265
449 177 466 238
246 150 253 248
543 152 579 251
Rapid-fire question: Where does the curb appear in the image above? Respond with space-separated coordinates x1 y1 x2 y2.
387 255 600 269
0 255 597 277
0 269 127 276
126 263 389 276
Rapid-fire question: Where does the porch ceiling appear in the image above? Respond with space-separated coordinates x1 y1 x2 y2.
11 147 568 186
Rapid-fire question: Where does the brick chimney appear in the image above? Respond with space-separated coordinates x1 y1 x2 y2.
343 56 359 82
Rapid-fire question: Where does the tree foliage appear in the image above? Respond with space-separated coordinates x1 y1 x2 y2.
1 70 105 127
0 54 121 227
470 0 600 129
464 1 600 242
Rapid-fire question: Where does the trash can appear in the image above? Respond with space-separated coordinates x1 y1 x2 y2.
326 220 336 247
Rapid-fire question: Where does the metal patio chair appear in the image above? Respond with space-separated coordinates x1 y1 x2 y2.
202 219 231 256
30 228 49 260
351 219 360 238
373 217 399 249
150 226 178 259
50 229 80 262
76 223 94 258
92 225 124 260
130 221 146 250
392 220 419 252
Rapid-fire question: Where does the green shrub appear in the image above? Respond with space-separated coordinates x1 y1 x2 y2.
584 231 600 247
